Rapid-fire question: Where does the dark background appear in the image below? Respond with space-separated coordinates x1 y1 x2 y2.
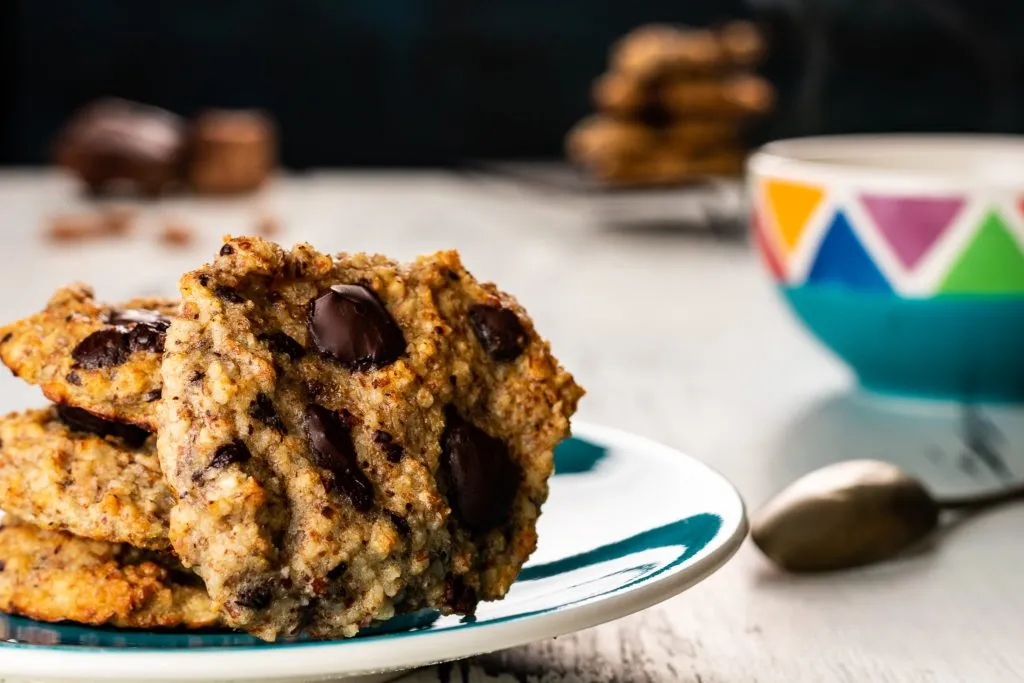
4 0 1024 168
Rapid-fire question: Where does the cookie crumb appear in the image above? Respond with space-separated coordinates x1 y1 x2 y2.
255 214 281 237
160 222 195 248
45 213 107 242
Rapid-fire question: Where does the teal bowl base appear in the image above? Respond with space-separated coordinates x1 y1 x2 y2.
782 286 1024 404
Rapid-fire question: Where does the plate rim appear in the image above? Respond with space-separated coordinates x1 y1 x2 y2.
0 421 748 681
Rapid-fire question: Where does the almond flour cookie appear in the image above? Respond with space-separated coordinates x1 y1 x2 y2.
0 406 171 550
160 236 582 641
0 519 219 629
0 285 174 430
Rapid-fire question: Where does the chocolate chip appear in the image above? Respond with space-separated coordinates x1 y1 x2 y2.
385 510 411 537
0 333 12 345
71 328 130 369
308 285 405 370
258 332 305 360
127 322 166 354
219 244 234 256
210 439 251 469
189 370 205 383
442 411 519 531
144 388 162 402
235 582 272 609
103 309 170 330
56 405 151 448
468 305 527 362
305 380 327 401
303 404 374 512
327 561 348 580
215 286 245 304
65 371 82 386
249 393 285 432
446 575 478 614
0 559 6 571
372 430 405 463
198 274 210 287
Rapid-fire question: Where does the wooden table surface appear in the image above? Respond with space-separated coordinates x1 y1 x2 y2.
0 170 1021 683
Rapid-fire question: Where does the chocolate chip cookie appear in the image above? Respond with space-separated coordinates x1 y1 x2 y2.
0 407 171 550
0 284 174 430
160 236 582 641
0 518 219 629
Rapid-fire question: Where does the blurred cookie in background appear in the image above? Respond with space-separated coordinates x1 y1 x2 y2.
569 21 773 188
54 98 187 197
186 109 276 195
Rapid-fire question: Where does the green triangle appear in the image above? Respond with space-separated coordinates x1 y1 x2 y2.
940 212 1024 293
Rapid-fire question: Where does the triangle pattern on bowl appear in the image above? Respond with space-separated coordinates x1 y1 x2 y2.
940 210 1024 294
860 194 964 270
807 210 891 292
752 209 785 280
762 179 824 254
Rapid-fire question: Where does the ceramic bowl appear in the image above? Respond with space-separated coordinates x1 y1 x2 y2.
748 135 1024 402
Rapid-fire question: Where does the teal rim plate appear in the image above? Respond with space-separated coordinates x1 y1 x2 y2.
0 422 747 683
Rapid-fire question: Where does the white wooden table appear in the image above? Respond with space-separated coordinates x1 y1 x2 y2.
0 170 1021 683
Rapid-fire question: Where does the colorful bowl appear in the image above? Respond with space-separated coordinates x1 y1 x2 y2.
748 135 1024 402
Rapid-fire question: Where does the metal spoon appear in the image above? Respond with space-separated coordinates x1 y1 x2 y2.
751 459 1024 572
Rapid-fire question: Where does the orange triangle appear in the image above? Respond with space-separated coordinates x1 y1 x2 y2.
763 179 825 254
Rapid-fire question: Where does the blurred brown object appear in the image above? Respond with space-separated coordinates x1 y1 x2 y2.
159 222 195 247
659 75 774 117
610 25 723 82
254 214 281 237
186 110 276 195
53 98 187 197
569 21 772 187
45 207 137 242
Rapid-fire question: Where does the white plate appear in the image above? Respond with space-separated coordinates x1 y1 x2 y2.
0 422 747 683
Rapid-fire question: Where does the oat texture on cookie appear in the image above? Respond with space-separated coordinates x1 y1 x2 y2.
159 236 583 641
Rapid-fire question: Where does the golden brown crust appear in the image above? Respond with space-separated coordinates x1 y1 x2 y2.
0 285 175 430
0 520 220 629
160 236 582 641
0 407 171 550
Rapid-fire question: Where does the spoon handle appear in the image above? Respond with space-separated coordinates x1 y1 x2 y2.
937 482 1024 512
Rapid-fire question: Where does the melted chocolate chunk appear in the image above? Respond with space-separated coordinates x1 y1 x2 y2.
235 582 273 610
385 510 411 537
127 322 166 353
446 575 478 614
249 393 285 432
103 309 171 330
468 304 527 362
219 243 234 256
372 430 404 462
442 411 519 531
0 333 12 345
308 285 405 369
198 274 210 287
65 371 82 386
143 388 162 402
214 286 245 304
327 561 348 580
209 439 251 469
258 332 305 360
303 404 374 512
56 405 151 448
71 328 130 369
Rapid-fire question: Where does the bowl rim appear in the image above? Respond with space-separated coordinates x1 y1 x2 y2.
748 133 1024 192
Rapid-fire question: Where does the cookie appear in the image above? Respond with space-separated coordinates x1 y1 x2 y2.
659 75 774 118
0 519 219 629
0 284 175 430
0 407 171 550
160 236 582 641
187 109 276 195
565 116 657 170
610 25 723 82
53 98 186 197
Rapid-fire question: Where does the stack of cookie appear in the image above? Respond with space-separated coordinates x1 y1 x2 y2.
566 21 774 186
0 237 583 641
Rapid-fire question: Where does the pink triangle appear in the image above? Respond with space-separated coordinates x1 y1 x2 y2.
860 195 965 270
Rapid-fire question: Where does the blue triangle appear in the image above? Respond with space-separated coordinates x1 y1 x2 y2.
807 211 891 292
